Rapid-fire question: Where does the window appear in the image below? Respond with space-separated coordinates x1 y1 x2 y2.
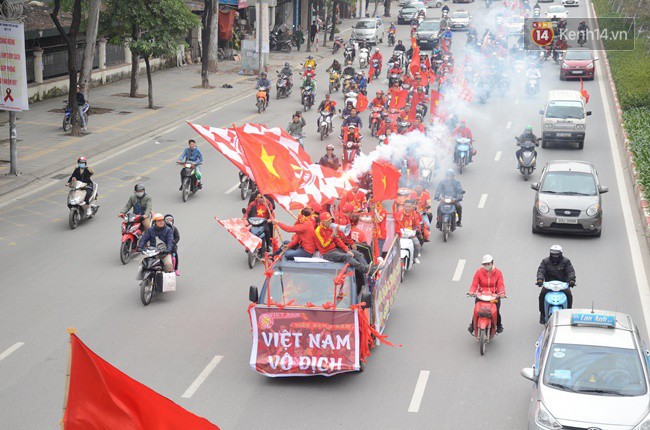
545 100 584 119
263 267 354 308
541 171 597 196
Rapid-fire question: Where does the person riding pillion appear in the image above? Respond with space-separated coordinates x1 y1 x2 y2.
178 139 203 190
66 156 95 216
120 183 152 230
137 213 175 273
536 245 576 324
164 214 180 275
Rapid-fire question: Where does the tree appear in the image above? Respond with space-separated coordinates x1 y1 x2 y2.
201 0 218 88
384 0 390 17
102 0 200 107
51 0 84 136
79 0 102 99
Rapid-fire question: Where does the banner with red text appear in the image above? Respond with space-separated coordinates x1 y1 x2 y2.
249 306 360 377
372 239 401 333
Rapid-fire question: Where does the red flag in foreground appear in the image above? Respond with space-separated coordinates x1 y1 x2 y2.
430 90 442 119
409 42 420 77
63 333 220 430
372 161 401 201
217 217 262 252
389 89 409 110
356 92 369 112
580 78 590 104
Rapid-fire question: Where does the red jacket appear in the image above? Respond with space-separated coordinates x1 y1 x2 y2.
453 126 473 141
469 267 506 296
394 210 422 234
314 225 349 254
277 218 317 254
340 189 366 211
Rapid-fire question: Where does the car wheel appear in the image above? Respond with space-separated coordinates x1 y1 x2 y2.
578 140 584 149
593 229 602 238
532 224 539 234
559 73 565 81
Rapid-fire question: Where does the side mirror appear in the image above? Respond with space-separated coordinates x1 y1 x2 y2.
598 185 609 194
360 291 372 309
594 57 599 61
249 285 259 303
530 182 540 191
586 111 592 116
520 367 536 382
538 109 544 115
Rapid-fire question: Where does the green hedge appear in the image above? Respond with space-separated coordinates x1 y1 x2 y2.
624 108 650 196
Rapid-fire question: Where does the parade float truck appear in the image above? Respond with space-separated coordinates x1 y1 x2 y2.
247 240 401 377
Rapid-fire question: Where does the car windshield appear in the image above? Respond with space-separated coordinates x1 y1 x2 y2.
540 171 597 195
355 20 376 29
262 266 353 308
549 6 565 12
452 12 469 18
545 100 584 119
418 21 440 31
543 343 647 396
565 50 593 60
402 6 417 13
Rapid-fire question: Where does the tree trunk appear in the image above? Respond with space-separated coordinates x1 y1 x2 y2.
207 0 219 72
144 56 153 109
130 48 139 97
329 0 338 41
78 0 102 99
384 0 390 17
201 0 214 87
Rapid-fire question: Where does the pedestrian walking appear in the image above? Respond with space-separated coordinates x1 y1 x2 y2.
294 25 305 51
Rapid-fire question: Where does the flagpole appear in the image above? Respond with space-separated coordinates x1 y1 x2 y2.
60 328 76 430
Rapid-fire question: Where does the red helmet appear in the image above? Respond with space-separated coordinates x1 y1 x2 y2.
77 156 87 164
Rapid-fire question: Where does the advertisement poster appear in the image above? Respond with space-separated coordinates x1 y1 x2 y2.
372 239 401 333
0 21 28 111
249 306 360 377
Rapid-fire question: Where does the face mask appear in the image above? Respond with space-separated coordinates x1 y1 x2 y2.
135 191 144 198
78 164 85 169
484 264 493 272
550 254 561 262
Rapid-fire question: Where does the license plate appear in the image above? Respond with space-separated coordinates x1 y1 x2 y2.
571 70 584 74
557 132 571 137
556 217 578 224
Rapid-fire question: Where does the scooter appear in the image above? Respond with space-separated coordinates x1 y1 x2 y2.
137 244 177 306
542 281 570 324
119 213 144 265
436 196 457 242
238 171 257 201
269 30 292 53
246 216 269 269
344 46 355 63
66 179 99 229
525 75 539 96
329 71 341 94
341 139 362 170
397 118 411 135
301 86 314 111
369 106 384 137
333 36 344 54
515 137 539 181
388 31 396 46
178 161 201 202
63 101 90 131
419 155 435 185
468 293 500 356
454 137 472 174
359 47 370 69
399 228 417 280
371 59 381 79
344 88 359 108
276 73 292 99
256 86 268 113
318 111 334 140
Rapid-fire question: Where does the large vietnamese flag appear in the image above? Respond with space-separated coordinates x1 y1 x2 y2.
430 90 442 119
409 41 420 77
372 161 401 201
389 89 409 110
356 93 369 112
62 334 219 430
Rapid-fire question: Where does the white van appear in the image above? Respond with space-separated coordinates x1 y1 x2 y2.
539 90 591 149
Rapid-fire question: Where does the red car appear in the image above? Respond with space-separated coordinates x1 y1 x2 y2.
560 50 596 80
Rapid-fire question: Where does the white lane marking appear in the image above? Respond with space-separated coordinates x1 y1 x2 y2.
478 193 488 209
0 342 24 362
590 0 650 335
181 355 223 399
514 99 520 105
505 121 512 129
494 151 502 161
225 182 240 194
408 370 430 413
165 125 180 134
452 259 466 282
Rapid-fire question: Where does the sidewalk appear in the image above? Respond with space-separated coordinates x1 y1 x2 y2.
0 32 348 198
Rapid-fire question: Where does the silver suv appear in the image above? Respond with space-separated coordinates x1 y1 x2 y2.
351 18 385 44
531 160 608 237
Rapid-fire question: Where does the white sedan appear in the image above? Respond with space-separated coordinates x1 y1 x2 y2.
561 0 579 6
546 5 568 19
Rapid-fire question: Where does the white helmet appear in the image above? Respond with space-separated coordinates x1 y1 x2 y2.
482 254 494 264
550 244 563 254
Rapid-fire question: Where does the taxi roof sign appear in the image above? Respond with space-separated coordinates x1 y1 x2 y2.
571 313 616 328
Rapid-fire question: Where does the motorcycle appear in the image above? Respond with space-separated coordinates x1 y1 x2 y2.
63 101 89 131
388 31 396 46
245 216 269 269
454 137 472 174
388 71 403 87
397 118 411 135
394 51 406 69
344 88 359 108
468 293 500 355
318 111 334 140
399 228 417 279
369 106 384 137
137 244 176 306
344 46 355 63
66 179 99 229
329 71 341 94
256 86 268 113
276 73 292 99
178 161 201 202
542 281 570 324
333 36 344 54
119 213 144 265
532 8 540 18
301 86 314 111
578 29 587 47
515 137 539 181
238 171 257 200
437 196 458 242
341 139 361 170
270 30 292 53
419 155 435 185
342 74 354 93
371 59 381 79
359 47 370 69
415 102 428 119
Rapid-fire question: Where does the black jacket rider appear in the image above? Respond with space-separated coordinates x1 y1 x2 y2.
537 256 576 316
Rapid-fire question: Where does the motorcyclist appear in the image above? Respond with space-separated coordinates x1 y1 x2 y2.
441 3 450 14
578 20 589 44
327 59 342 74
286 112 306 138
302 65 316 79
345 40 356 62
370 48 383 71
370 90 387 109
245 193 275 251
256 72 272 105
525 65 541 93
467 255 506 334
315 212 370 274
66 156 95 216
342 124 362 143
552 36 568 61
341 101 355 119
341 107 363 130
394 40 406 52
343 60 356 78
120 183 152 230
441 27 453 48
304 55 316 70
301 75 317 105
137 213 174 273
434 169 464 227
319 144 341 170
279 62 294 90
354 71 368 95
408 115 426 133
515 125 539 167
164 214 180 275
453 120 474 162
394 199 423 264
178 139 203 190
536 245 576 324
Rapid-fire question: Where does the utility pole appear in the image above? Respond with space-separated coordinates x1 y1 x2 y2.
258 0 263 73
306 0 312 52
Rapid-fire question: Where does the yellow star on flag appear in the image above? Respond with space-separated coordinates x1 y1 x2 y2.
381 176 387 191
260 146 280 178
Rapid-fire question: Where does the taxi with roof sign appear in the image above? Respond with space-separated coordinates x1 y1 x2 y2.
521 308 650 429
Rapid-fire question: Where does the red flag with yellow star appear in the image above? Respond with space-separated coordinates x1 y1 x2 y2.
236 128 303 195
372 161 401 201
430 90 442 119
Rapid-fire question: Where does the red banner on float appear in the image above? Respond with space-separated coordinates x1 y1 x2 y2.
249 306 360 377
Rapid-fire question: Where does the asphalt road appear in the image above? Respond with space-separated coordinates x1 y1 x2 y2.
1 1 650 428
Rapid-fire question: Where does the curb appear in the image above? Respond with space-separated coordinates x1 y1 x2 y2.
589 1 650 244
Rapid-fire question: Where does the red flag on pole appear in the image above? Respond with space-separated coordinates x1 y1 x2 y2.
63 333 220 430
579 78 590 104
429 90 442 119
409 42 421 76
368 64 376 83
372 161 401 201
356 93 369 112
217 217 263 252
389 89 409 110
